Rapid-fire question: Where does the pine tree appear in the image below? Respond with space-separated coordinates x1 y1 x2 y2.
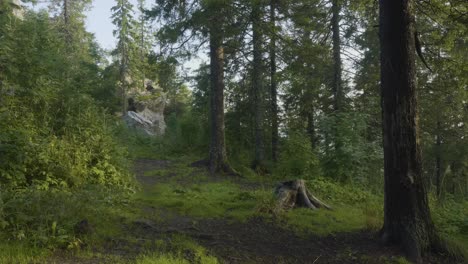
111 0 136 115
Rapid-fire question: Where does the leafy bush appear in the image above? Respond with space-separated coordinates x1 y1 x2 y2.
431 195 468 244
0 185 132 249
0 88 133 189
275 132 320 179
317 112 383 185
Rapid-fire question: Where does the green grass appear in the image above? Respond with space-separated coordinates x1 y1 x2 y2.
136 163 386 237
4 140 466 263
136 253 190 264
137 181 271 221
0 242 48 264
285 206 371 236
135 235 218 264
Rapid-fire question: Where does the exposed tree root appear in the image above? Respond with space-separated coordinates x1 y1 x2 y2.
379 227 467 263
274 179 332 213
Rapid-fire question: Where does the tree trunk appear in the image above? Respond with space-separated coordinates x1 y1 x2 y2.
379 0 437 262
331 0 342 112
269 0 279 163
331 0 345 182
120 43 129 116
307 111 316 149
252 2 265 170
209 21 231 175
63 0 69 25
435 120 442 197
62 0 72 46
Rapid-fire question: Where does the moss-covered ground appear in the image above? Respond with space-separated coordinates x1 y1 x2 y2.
0 154 466 263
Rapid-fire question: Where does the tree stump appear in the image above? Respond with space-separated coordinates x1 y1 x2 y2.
274 179 332 213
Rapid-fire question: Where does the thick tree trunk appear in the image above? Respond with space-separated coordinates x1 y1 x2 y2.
269 0 279 163
252 2 265 170
209 23 231 175
379 0 437 262
331 0 342 112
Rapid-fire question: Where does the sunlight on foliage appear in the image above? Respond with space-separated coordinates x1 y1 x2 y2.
0 242 47 264
137 181 270 221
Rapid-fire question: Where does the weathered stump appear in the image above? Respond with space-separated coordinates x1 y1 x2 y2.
274 179 332 213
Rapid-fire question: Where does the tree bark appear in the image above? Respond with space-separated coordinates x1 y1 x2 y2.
252 2 265 170
331 0 345 182
303 30 317 150
379 0 437 262
209 19 231 175
435 120 442 197
269 0 279 163
62 0 72 46
63 0 69 25
120 51 129 116
331 0 342 112
307 111 316 149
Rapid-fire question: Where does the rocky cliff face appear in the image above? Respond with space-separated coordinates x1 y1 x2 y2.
124 81 166 136
12 0 24 19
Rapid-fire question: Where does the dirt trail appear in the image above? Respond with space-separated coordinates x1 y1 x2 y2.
46 159 457 264
131 159 401 264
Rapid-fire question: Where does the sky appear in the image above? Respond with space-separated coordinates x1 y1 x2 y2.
28 0 206 76
28 0 145 50
85 0 118 50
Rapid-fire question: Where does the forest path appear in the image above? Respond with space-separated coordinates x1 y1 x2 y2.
129 159 395 264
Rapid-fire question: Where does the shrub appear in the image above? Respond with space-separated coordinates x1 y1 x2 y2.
0 88 133 189
275 132 320 179
0 185 132 249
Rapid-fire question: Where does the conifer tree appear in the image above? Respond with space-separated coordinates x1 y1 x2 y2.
112 0 136 115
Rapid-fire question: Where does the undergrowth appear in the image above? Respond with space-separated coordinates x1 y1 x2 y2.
0 185 135 262
135 235 218 264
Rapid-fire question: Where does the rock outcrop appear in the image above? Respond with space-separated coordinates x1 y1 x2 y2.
124 80 166 136
12 0 24 19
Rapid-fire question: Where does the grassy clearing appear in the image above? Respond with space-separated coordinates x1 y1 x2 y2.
137 181 271 221
3 145 464 263
137 155 467 256
285 206 371 236
136 158 385 236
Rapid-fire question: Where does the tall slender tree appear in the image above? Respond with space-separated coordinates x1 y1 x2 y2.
207 1 237 175
251 0 265 170
48 0 92 46
331 0 343 112
150 0 237 174
111 0 136 115
269 0 278 162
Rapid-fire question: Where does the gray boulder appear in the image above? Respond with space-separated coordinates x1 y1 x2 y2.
124 81 166 136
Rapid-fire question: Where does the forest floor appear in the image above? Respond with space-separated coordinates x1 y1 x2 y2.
47 158 458 264
129 159 390 264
